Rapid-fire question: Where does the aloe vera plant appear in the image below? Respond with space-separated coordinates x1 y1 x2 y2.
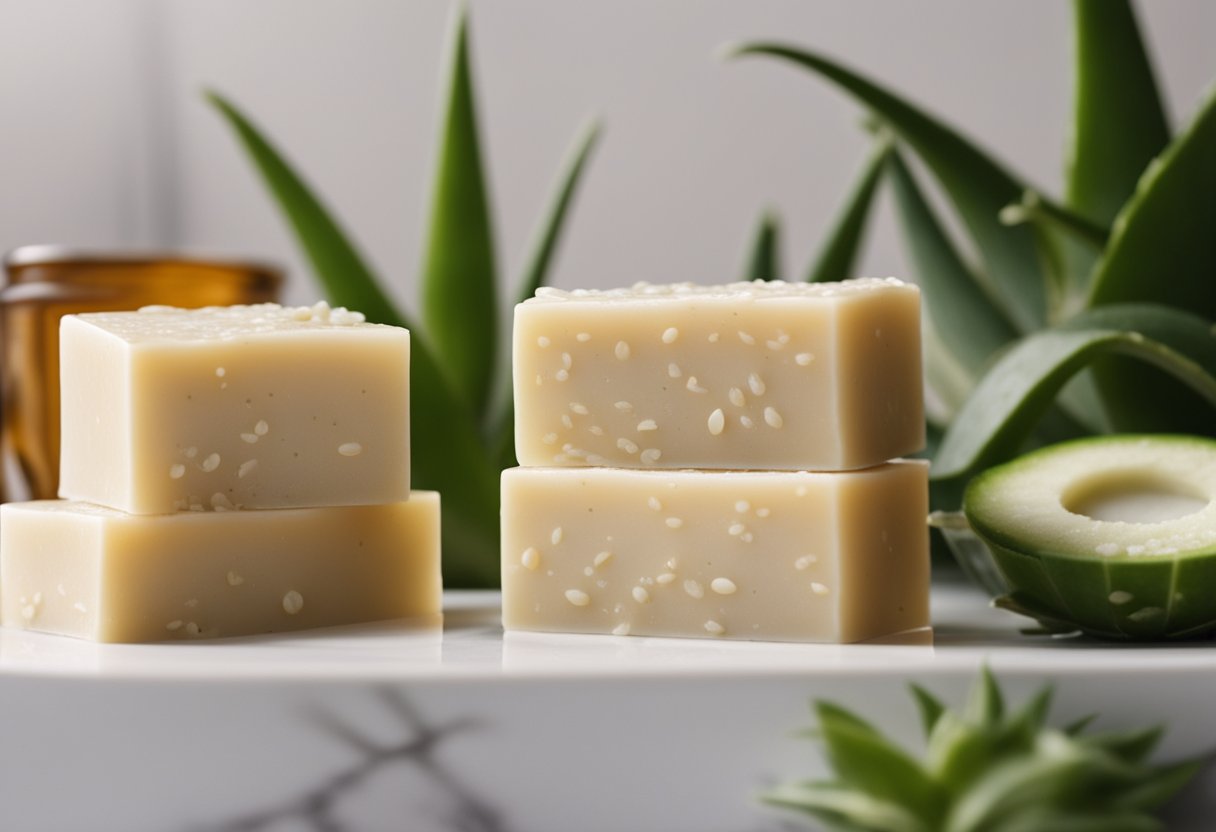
730 1 1216 626
768 668 1204 832
209 9 600 586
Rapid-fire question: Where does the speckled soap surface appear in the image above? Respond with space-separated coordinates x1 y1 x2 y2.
501 465 929 643
0 493 441 643
58 302 410 514
513 278 924 472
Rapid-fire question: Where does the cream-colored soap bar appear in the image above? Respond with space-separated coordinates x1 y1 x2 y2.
501 465 928 643
0 492 441 642
59 302 409 514
513 278 923 471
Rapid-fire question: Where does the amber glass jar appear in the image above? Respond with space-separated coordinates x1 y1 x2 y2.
1 246 284 502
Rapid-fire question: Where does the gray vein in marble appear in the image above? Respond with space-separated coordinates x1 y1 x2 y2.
197 688 507 832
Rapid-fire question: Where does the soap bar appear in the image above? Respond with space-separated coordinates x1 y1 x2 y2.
58 303 409 514
501 464 928 643
0 492 441 642
513 279 923 471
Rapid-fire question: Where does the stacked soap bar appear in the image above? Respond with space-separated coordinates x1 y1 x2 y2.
512 278 924 470
1 303 440 642
502 279 929 643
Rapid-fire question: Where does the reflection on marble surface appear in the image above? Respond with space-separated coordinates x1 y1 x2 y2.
0 613 445 678
4 583 1215 682
1 601 1214 832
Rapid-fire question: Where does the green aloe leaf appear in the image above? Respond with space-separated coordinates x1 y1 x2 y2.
886 148 1018 378
411 348 502 588
207 90 501 587
487 117 603 467
1064 715 1098 737
945 749 1094 832
772 671 1200 832
1072 304 1216 434
763 783 929 832
1113 759 1207 813
1083 86 1216 434
515 118 603 305
927 713 1001 799
805 139 889 283
932 306 1216 485
1003 687 1054 744
1067 0 1170 227
421 8 498 417
742 209 782 282
997 190 1109 320
888 149 1096 434
1000 190 1109 252
1078 727 1164 767
206 91 406 328
1061 0 1170 297
815 701 944 822
910 685 946 740
1087 83 1216 317
729 43 1048 332
964 667 1005 728
923 322 979 421
989 809 1162 832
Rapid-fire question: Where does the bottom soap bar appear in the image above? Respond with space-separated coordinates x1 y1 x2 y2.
501 466 928 643
0 494 441 642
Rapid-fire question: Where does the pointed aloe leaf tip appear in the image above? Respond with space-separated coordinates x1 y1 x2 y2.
204 89 405 329
742 207 782 283
910 684 947 739
420 4 499 418
487 115 601 459
804 137 889 284
515 116 603 305
964 665 1005 727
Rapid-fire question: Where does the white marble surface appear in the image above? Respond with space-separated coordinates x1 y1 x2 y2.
1 579 1214 831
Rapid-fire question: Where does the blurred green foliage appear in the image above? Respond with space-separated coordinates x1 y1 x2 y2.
767 668 1204 832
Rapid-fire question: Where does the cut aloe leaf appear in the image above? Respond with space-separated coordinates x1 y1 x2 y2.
964 435 1216 640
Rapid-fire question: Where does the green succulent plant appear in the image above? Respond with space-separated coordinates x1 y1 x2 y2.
208 8 600 587
767 668 1204 832
728 0 1216 617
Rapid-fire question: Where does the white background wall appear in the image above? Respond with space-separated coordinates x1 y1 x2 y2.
2 1 1214 309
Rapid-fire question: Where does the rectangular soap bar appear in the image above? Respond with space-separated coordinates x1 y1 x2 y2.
0 492 441 642
501 464 929 643
59 302 409 514
513 278 923 471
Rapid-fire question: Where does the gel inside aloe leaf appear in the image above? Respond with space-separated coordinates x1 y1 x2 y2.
964 435 1216 640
